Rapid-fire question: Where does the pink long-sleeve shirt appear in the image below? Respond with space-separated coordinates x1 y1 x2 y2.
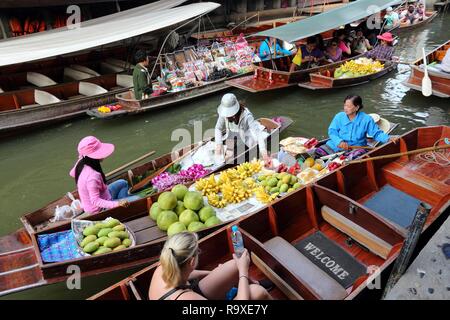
70 163 119 214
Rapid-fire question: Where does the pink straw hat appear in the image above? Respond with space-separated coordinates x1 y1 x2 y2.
377 32 394 43
77 136 115 159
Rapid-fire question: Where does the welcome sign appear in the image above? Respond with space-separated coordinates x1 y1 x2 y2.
295 232 367 288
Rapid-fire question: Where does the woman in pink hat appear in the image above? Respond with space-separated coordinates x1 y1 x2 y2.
70 136 139 214
365 32 395 61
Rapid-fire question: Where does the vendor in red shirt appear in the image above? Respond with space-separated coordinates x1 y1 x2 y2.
289 36 325 72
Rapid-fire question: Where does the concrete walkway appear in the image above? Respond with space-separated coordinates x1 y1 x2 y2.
385 216 450 300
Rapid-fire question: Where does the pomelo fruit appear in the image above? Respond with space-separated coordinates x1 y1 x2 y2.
158 192 178 210
179 209 199 227
183 191 204 211
172 184 188 201
198 206 215 223
175 201 186 215
167 222 187 237
157 210 178 231
204 216 222 227
149 202 163 221
188 221 205 232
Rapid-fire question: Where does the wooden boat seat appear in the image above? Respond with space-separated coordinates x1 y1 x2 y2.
321 206 393 259
34 90 61 105
64 67 93 81
100 62 124 74
105 58 134 70
116 74 133 88
26 72 57 87
70 65 101 77
382 159 450 206
264 236 348 300
79 82 108 96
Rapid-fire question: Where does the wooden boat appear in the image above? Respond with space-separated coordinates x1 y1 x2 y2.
88 73 251 119
394 10 438 32
0 117 291 297
298 59 398 90
89 125 450 300
0 73 134 136
403 40 450 98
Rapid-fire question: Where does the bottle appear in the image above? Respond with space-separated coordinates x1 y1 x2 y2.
231 225 245 258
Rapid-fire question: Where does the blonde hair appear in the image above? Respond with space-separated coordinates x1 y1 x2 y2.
160 232 199 288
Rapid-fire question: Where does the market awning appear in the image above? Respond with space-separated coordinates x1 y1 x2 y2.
0 1 220 67
253 0 401 43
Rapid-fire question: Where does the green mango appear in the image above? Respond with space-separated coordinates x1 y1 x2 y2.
95 236 109 246
95 223 108 229
112 224 126 232
293 183 301 189
80 235 97 247
270 187 280 194
105 218 120 228
98 228 113 238
108 231 128 239
280 184 289 193
83 225 100 237
104 237 121 248
122 239 132 247
113 245 127 251
257 175 267 181
83 242 99 253
93 247 112 255
290 176 298 185
277 180 283 188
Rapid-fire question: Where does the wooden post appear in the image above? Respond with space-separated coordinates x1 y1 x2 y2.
381 202 432 299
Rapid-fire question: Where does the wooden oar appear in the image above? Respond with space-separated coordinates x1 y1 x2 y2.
421 47 433 97
345 144 450 164
105 150 156 178
130 140 207 193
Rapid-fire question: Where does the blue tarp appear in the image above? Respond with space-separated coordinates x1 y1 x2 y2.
38 230 83 263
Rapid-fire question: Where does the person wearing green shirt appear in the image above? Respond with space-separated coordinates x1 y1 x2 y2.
133 50 151 100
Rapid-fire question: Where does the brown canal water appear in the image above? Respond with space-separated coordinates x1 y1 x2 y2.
1 15 449 299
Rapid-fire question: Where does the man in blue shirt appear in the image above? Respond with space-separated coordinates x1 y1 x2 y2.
259 37 292 60
315 95 397 156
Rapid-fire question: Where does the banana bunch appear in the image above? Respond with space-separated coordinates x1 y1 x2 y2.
195 174 220 196
222 181 252 204
254 186 279 204
338 58 384 77
207 193 227 208
235 159 264 179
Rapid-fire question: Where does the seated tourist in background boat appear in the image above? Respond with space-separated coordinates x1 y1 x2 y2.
70 136 139 214
416 3 426 21
289 36 325 72
400 5 419 25
315 95 398 158
336 30 352 57
214 93 271 164
365 32 395 60
428 47 450 74
325 38 343 62
384 6 400 30
259 37 292 60
133 49 151 100
148 232 272 300
351 29 372 55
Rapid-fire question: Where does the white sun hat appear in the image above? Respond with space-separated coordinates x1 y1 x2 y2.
218 93 240 118
369 113 390 133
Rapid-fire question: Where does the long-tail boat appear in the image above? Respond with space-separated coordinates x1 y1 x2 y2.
394 10 439 32
403 40 450 98
0 1 221 135
226 0 399 93
0 117 291 297
88 125 450 300
298 59 398 90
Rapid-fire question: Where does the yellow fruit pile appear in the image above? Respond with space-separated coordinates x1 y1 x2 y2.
97 106 111 113
335 58 384 79
195 160 264 208
254 186 279 204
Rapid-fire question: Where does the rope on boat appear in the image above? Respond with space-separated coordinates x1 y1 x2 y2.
416 138 450 167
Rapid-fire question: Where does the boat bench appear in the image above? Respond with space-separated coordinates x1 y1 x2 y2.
321 206 393 259
264 236 348 300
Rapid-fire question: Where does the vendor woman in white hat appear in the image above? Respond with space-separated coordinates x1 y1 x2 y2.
215 93 271 164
